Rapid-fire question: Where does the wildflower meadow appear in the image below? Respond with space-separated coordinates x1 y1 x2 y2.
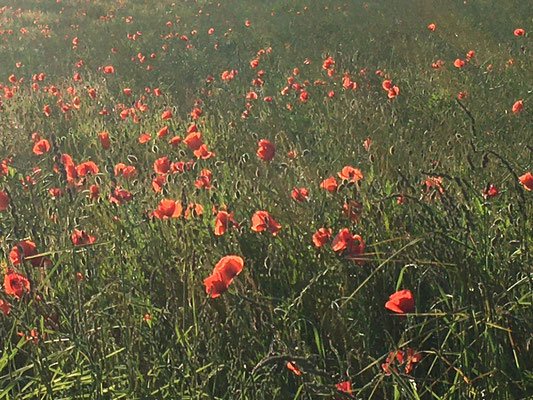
0 0 532 398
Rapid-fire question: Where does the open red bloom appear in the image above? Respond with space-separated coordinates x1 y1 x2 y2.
33 139 50 155
103 65 115 74
514 28 525 37
109 186 132 205
454 58 465 68
195 169 213 189
114 163 137 179
154 157 170 175
320 177 338 193
312 228 332 248
519 172 533 191
139 133 152 144
291 187 309 202
332 229 365 259
4 271 30 299
152 199 183 219
161 110 172 120
385 290 415 314
76 161 99 177
338 166 363 183
71 229 96 246
0 190 9 211
9 240 45 267
335 381 352 394
427 23 436 31
251 210 281 236
257 139 275 162
204 255 244 298
193 143 215 160
185 203 204 219
152 176 166 192
214 211 237 236
184 131 203 151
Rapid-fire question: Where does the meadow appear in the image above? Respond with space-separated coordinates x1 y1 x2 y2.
0 0 532 398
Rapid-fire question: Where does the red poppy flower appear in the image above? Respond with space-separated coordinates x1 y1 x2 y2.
342 76 357 90
382 348 421 375
153 199 183 219
0 299 10 315
49 188 63 198
454 59 465 68
9 240 45 267
214 211 237 236
322 56 335 70
424 176 444 195
312 228 332 248
382 80 393 91
427 23 436 31
257 139 275 162
388 86 400 99
89 184 99 200
114 163 137 179
204 255 244 298
161 110 172 120
385 289 415 314
157 126 169 137
109 186 132 205
195 169 213 189
154 157 170 175
99 132 110 149
33 139 50 155
332 229 365 259
338 166 363 183
0 190 9 211
193 143 215 160
139 133 152 144
76 161 99 177
184 131 203 151
483 184 499 199
286 361 301 375
335 381 352 394
71 229 96 246
404 348 422 373
519 172 533 191
291 187 309 202
4 271 30 299
512 100 523 114
149 176 164 193
103 65 115 74
169 136 181 147
185 203 204 219
251 210 281 236
514 28 525 37
320 177 338 193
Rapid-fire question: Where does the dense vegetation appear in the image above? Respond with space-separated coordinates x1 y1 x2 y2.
0 0 532 398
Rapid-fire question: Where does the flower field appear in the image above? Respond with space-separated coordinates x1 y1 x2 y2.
0 0 532 398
